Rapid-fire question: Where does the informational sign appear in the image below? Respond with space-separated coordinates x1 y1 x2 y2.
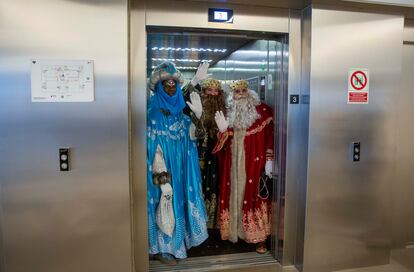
348 68 369 104
31 59 94 102
208 8 234 23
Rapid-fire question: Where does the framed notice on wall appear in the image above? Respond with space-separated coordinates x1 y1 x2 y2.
31 59 94 102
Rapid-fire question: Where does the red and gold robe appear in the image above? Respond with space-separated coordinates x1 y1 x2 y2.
212 103 274 243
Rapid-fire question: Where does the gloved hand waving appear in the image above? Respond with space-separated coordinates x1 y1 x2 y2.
214 111 229 133
191 62 211 86
186 92 203 119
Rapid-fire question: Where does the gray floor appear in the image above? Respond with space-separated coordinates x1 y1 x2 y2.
150 252 279 272
149 248 414 272
333 248 414 272
334 262 411 272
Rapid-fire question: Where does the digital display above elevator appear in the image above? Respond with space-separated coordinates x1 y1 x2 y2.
208 8 234 23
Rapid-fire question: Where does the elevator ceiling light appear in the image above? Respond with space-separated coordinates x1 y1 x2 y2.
151 47 227 53
234 50 271 56
152 58 212 63
225 60 276 65
209 67 268 72
151 66 198 70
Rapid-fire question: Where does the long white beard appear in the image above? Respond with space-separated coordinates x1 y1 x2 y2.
227 90 260 130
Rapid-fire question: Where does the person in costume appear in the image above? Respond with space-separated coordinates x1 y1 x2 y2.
147 62 209 265
197 78 226 228
213 79 275 254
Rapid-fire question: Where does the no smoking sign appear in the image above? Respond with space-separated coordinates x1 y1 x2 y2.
348 68 369 104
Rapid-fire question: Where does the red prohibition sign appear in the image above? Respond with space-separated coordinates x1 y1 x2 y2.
350 71 367 91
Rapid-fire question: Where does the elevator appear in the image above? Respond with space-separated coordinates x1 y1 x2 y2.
146 27 286 270
0 1 410 272
130 1 302 271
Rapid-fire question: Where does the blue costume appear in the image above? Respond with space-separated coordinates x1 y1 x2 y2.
147 81 208 259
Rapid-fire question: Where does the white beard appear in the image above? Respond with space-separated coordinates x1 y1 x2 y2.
227 90 260 130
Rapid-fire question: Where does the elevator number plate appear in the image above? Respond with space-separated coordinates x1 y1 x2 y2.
290 95 300 104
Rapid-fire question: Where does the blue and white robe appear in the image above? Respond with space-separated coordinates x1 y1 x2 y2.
147 105 208 259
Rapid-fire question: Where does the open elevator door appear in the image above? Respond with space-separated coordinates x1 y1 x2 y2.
146 27 288 271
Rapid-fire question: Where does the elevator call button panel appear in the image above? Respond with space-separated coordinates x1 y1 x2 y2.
352 142 360 162
59 148 70 171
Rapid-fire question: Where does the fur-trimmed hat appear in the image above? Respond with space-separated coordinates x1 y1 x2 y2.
149 62 185 91
201 78 222 91
230 79 249 91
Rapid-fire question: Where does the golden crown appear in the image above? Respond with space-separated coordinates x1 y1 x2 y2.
230 80 249 91
201 78 222 90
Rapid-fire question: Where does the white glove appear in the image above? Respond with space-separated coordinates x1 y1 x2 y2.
191 62 211 86
156 183 175 237
214 111 229 133
186 92 203 119
265 160 274 177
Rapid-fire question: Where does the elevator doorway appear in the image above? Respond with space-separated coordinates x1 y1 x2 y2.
146 27 288 271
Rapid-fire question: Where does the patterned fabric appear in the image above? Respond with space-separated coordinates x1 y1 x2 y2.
199 135 220 228
147 85 208 259
213 103 274 244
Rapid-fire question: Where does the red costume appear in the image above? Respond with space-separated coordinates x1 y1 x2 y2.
213 103 274 243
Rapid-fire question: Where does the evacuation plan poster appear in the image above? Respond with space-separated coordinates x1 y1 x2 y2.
31 59 94 102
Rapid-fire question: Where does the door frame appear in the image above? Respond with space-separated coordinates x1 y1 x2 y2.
129 1 303 270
